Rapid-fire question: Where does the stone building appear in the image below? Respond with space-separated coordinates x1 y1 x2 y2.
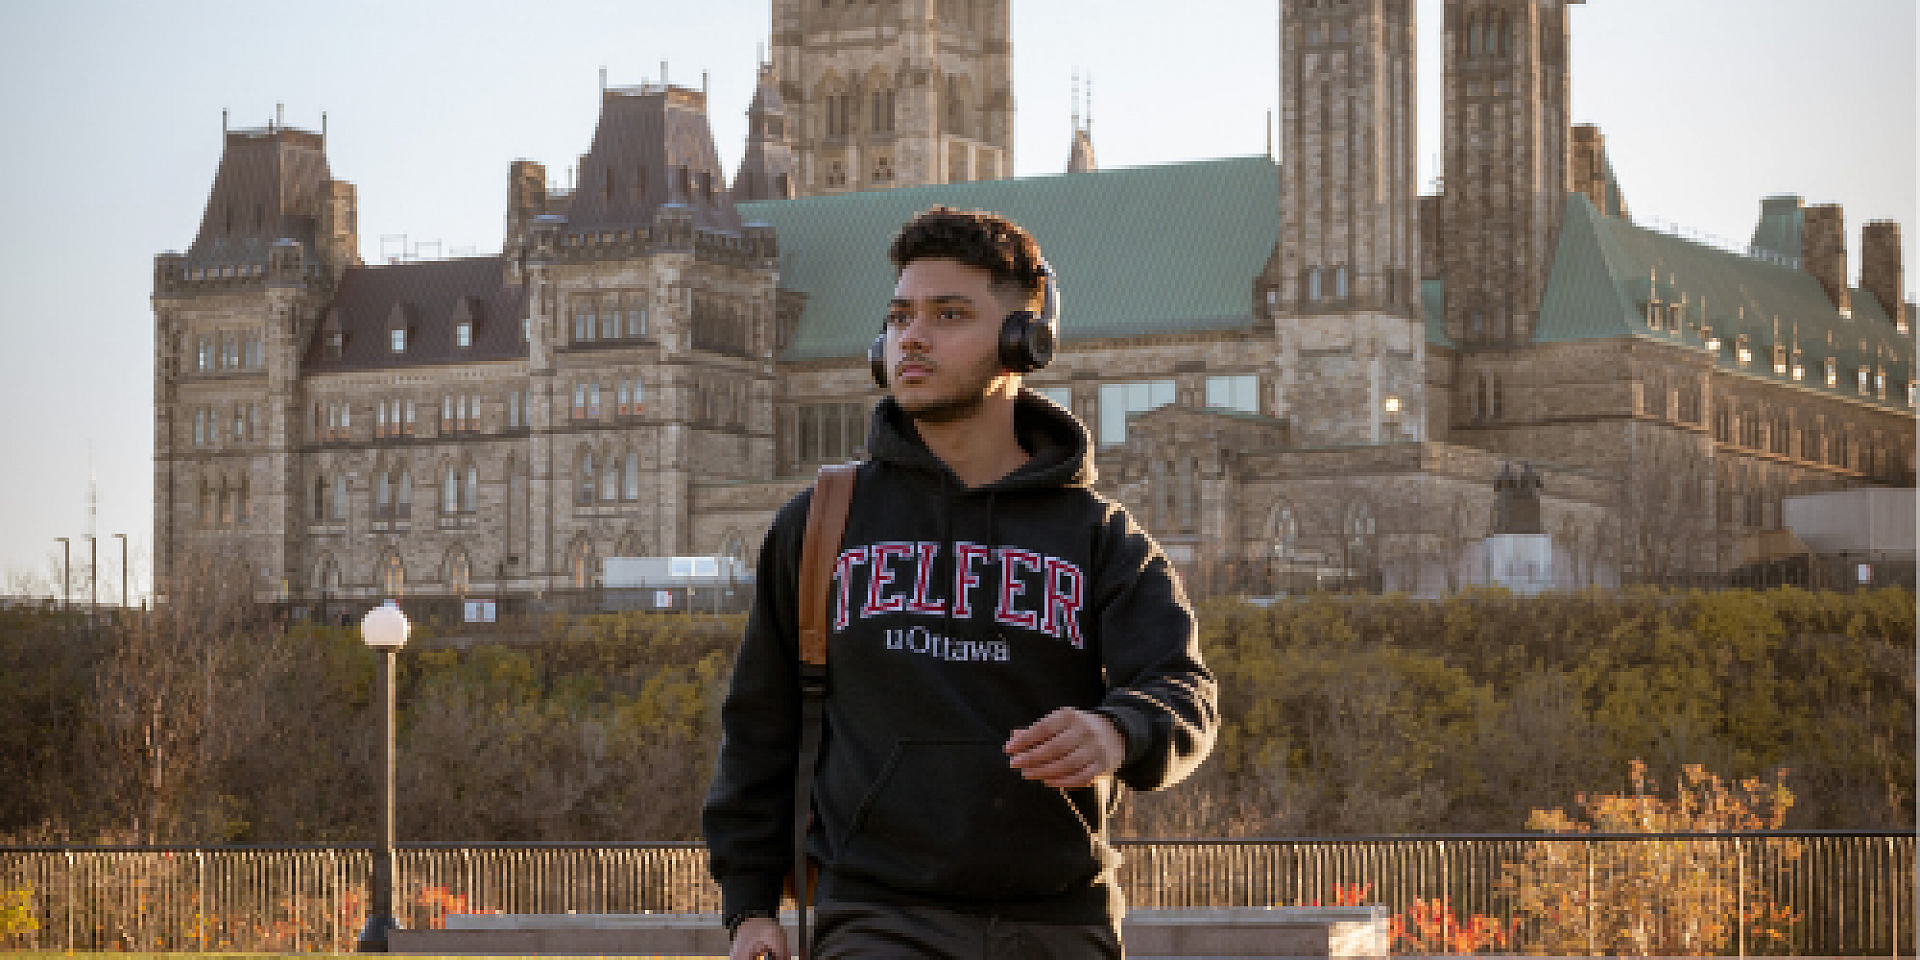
153 0 1914 609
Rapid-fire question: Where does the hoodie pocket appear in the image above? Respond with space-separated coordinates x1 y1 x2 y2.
836 739 1102 900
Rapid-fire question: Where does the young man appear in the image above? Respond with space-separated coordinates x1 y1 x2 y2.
703 207 1217 959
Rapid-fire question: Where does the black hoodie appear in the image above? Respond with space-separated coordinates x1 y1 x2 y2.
703 391 1217 926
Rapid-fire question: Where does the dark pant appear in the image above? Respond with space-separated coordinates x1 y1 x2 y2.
811 896 1122 959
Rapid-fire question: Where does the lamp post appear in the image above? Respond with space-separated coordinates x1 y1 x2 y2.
357 599 410 952
54 538 69 609
86 535 97 614
113 534 128 608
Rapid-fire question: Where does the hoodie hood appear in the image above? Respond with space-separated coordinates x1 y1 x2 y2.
867 389 1099 491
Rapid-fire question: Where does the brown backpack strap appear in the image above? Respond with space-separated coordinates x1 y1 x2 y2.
797 462 858 666
788 461 858 952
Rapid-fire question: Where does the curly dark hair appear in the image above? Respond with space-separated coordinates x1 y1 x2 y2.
887 206 1047 310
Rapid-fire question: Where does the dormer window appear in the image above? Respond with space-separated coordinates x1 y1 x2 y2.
325 331 345 359
1772 346 1788 376
1825 358 1838 387
1702 327 1719 353
1875 369 1886 399
1735 336 1752 365
1857 367 1870 394
390 328 407 353
455 322 472 349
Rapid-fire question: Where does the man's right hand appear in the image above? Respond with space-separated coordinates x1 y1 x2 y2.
729 916 789 959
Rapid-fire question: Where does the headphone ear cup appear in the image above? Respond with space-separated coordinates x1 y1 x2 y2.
869 334 888 388
1025 316 1056 371
999 311 1034 373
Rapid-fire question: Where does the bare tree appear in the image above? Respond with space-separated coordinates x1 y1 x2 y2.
86 546 291 841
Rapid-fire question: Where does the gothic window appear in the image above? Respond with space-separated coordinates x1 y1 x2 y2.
442 465 460 515
244 335 261 368
1475 374 1488 421
568 540 596 589
1334 266 1350 300
311 472 326 522
1176 458 1199 535
380 553 405 599
446 549 471 597
376 469 392 518
1490 377 1504 420
600 451 617 502
1306 268 1322 302
578 450 596 505
199 476 214 528
332 473 348 521
624 450 640 501
1270 503 1300 561
464 463 478 514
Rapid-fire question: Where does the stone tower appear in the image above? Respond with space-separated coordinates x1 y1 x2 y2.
1272 0 1423 445
734 62 799 201
1440 0 1582 347
152 121 352 601
770 0 1013 194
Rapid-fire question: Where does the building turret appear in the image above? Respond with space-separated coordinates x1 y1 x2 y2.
734 62 798 201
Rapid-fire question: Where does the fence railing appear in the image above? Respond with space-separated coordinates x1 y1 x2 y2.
1 833 1909 955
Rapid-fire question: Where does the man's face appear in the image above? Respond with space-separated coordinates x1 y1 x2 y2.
885 258 1019 424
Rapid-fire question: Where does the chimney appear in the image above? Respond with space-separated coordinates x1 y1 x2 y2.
1568 124 1626 218
1800 203 1850 316
1860 220 1906 330
316 180 359 278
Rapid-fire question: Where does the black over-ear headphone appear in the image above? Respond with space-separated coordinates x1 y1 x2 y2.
870 259 1059 389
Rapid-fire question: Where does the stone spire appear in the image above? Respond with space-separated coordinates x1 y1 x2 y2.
1067 70 1097 174
734 61 797 201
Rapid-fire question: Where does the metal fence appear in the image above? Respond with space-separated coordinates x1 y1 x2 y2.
1 833 1909 955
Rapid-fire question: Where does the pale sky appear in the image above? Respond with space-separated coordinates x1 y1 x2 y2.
0 0 1912 599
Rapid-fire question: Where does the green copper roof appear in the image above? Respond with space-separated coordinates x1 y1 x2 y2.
1537 192 1913 411
739 157 1279 361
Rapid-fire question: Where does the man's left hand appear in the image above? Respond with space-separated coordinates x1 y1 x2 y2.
1005 708 1125 788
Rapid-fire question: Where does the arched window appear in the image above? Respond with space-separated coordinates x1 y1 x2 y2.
600 451 617 502
442 465 459 515
624 450 641 501
332 474 348 521
578 450 596 505
568 540 596 589
445 549 471 597
1270 503 1299 560
379 553 405 599
375 469 392 518
311 472 326 522
463 463 478 514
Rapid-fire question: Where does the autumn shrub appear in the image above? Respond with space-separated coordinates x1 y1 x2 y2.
1504 760 1801 955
